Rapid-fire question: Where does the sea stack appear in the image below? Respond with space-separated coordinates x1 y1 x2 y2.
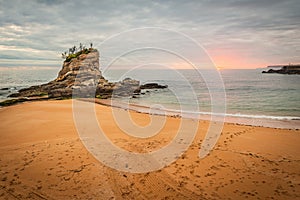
9 48 100 98
8 48 141 99
6 47 168 104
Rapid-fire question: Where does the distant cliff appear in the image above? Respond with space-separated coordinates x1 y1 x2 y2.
262 65 300 75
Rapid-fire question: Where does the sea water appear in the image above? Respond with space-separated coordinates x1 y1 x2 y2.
0 67 299 128
0 68 59 100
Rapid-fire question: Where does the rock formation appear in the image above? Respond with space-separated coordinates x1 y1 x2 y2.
7 48 167 103
262 65 300 75
140 83 168 89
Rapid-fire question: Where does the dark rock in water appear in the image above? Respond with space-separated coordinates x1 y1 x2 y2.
112 78 140 97
262 65 300 75
140 83 168 89
0 98 28 107
0 88 9 90
0 97 49 107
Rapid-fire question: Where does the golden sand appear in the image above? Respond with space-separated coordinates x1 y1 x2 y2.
0 100 299 199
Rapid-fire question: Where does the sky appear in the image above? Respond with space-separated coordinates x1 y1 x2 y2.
0 0 299 69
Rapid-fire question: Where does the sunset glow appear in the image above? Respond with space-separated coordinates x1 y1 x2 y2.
0 1 299 69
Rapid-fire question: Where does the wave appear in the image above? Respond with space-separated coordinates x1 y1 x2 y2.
121 102 300 129
158 108 300 121
104 99 300 121
223 113 300 121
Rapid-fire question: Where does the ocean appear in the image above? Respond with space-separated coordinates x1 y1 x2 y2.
0 67 299 128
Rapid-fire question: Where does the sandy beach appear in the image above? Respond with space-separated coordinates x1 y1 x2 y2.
0 99 299 199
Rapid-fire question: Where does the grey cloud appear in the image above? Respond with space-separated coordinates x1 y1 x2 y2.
0 0 299 68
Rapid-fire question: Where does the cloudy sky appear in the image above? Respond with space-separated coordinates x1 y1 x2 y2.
0 0 299 69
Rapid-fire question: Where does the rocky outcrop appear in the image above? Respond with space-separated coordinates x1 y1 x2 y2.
9 49 101 98
140 83 168 89
262 65 300 75
8 49 141 99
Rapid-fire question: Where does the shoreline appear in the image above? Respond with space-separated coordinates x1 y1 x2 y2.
1 97 299 130
90 98 300 130
0 99 299 199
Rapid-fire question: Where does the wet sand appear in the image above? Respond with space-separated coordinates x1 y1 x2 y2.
0 100 299 199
